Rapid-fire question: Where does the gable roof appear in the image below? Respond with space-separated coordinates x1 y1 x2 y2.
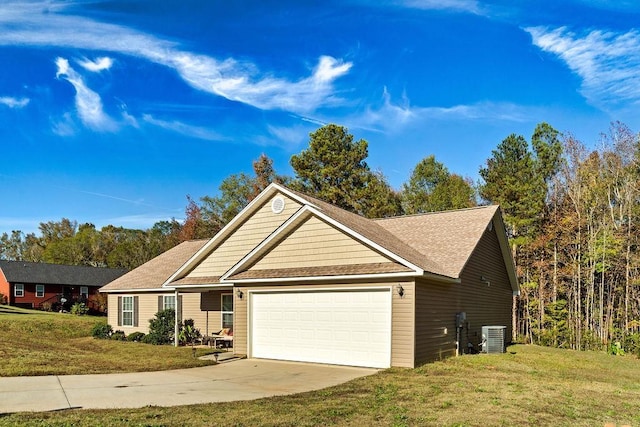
162 184 516 290
0 260 127 287
100 239 209 292
375 206 500 279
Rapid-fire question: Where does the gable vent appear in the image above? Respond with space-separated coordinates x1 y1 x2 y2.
271 196 285 214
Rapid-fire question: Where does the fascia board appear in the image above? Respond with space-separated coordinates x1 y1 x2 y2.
227 271 420 284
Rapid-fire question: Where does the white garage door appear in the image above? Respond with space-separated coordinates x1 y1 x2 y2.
250 289 391 368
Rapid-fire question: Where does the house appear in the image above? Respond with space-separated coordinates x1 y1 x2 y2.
100 184 518 368
0 260 127 312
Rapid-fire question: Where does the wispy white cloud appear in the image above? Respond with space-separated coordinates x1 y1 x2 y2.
398 0 481 13
77 56 113 72
55 57 117 132
0 96 29 108
347 89 534 133
0 2 351 114
526 26 640 112
142 114 227 141
51 112 77 136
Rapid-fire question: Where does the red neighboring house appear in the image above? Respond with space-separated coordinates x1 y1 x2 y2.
0 260 127 313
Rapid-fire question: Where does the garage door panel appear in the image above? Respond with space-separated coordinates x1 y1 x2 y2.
250 289 391 368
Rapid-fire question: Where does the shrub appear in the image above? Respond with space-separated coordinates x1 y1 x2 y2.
91 322 113 339
147 309 176 345
141 332 167 345
127 331 146 342
70 302 89 316
179 319 201 346
0 292 6 304
110 330 126 341
41 302 53 312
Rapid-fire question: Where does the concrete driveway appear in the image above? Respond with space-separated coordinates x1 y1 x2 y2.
0 359 377 413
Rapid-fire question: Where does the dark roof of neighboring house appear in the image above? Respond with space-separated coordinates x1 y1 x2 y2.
0 260 127 287
100 239 209 291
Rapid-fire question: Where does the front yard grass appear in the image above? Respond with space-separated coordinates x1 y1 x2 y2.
2 342 640 426
0 305 216 376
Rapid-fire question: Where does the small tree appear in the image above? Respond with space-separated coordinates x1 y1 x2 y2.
146 308 176 345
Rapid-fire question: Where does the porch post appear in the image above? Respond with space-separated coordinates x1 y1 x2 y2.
174 289 179 347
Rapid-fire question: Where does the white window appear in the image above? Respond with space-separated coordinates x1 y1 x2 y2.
122 296 134 327
221 293 233 329
36 284 45 298
80 286 89 299
14 283 24 298
163 295 176 311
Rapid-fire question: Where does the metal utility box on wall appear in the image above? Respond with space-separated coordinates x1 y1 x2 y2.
481 326 506 354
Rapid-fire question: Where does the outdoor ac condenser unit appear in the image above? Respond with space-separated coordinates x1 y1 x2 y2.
481 326 506 354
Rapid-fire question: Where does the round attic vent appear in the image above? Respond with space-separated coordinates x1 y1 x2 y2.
271 196 285 214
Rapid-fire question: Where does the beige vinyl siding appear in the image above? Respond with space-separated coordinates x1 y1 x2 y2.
234 287 247 356
391 280 415 368
250 216 391 270
107 292 220 337
457 225 514 346
187 194 301 278
414 280 458 364
233 281 412 367
414 226 514 365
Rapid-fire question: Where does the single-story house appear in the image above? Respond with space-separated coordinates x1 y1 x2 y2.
0 260 127 312
101 183 518 368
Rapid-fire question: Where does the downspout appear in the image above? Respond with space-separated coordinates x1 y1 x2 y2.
174 289 179 347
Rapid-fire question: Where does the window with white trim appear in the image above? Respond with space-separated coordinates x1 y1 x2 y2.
221 293 233 329
163 295 176 311
36 284 45 298
80 286 89 299
122 296 134 326
14 283 24 298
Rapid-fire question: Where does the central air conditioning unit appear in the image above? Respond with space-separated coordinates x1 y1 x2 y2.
481 326 506 354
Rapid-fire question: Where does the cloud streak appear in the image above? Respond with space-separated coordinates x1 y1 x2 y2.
142 114 227 141
399 0 481 14
0 96 29 108
77 56 113 72
526 26 640 112
0 2 351 114
347 88 534 133
55 57 117 132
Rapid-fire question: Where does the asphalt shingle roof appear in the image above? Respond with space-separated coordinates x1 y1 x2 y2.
100 239 209 291
0 260 127 287
375 206 499 278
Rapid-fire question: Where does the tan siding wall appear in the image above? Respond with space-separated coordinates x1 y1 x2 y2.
251 216 390 270
458 226 514 347
233 281 412 367
414 280 459 364
392 280 415 368
234 288 247 356
414 227 514 365
107 292 224 337
188 193 301 278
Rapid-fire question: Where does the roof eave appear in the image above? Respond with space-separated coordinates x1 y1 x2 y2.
226 271 421 284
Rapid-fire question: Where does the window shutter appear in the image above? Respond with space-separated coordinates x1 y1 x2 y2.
158 295 163 312
133 296 139 327
177 295 183 322
117 296 122 326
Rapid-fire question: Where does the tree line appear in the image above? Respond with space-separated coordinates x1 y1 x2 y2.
3 121 640 354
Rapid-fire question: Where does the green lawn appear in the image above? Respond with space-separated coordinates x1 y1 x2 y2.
1 305 639 426
0 305 216 376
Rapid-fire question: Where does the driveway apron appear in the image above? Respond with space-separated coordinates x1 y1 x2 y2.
0 359 377 413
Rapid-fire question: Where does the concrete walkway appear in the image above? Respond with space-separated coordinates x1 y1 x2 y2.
0 358 377 413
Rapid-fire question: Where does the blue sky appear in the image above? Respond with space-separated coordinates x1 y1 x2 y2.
1 0 640 235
